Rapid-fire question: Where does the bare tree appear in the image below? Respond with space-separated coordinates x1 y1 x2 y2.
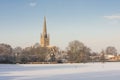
0 43 13 63
106 46 117 56
100 50 105 63
66 40 91 63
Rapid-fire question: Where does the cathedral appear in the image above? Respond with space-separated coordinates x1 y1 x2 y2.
40 16 50 47
40 17 67 62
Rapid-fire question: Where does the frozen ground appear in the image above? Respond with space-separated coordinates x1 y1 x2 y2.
0 62 120 80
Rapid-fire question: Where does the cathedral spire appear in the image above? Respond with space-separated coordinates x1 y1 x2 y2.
40 16 50 47
43 16 47 35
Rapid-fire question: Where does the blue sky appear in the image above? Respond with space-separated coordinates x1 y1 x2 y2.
1 0 120 53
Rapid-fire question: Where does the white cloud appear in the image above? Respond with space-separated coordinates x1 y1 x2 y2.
104 15 120 19
103 15 120 25
29 2 37 7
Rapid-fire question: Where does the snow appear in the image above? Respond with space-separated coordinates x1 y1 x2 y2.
0 62 120 80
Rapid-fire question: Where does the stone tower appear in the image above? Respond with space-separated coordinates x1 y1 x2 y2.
40 16 50 47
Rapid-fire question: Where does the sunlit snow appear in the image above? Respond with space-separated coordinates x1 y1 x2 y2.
0 62 120 80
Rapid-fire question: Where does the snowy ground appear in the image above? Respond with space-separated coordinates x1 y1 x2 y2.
0 62 120 80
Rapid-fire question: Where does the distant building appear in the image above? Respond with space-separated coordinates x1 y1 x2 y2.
105 54 115 60
40 16 56 62
40 17 68 63
40 16 50 47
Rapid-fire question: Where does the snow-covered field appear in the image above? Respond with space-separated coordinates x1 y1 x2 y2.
0 62 120 80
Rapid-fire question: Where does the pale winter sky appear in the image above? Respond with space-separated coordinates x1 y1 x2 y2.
0 0 120 53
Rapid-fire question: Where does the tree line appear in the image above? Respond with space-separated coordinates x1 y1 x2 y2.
0 40 118 64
